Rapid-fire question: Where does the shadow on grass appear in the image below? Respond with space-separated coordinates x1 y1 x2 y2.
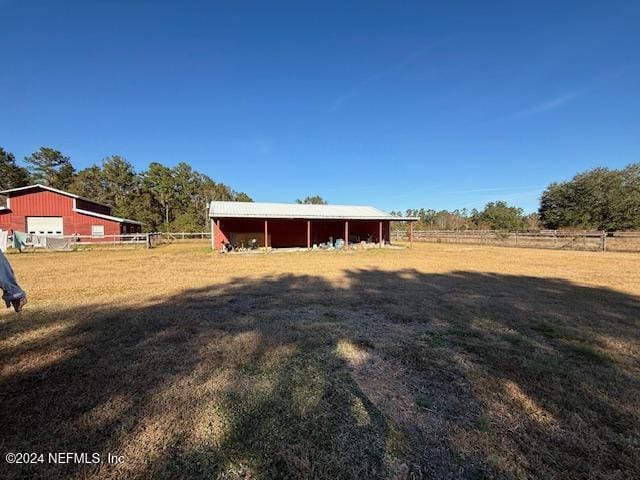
0 269 639 479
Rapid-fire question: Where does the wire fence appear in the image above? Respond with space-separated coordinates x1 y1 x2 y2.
23 233 163 250
5 232 198 251
392 229 640 253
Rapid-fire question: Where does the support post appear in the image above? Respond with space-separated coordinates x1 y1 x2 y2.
216 219 221 251
307 220 311 249
344 221 349 249
409 221 413 248
264 219 268 252
211 218 216 251
379 221 383 248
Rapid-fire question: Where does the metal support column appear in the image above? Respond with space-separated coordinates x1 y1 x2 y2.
264 220 269 251
345 221 349 249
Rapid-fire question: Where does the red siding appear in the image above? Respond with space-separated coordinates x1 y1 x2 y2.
213 218 390 250
10 190 72 216
0 188 140 236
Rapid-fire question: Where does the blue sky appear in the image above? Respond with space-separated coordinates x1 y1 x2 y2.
1 1 638 213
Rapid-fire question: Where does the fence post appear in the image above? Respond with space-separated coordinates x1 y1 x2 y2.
601 230 606 252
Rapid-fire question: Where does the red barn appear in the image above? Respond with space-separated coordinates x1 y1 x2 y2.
0 184 142 237
209 201 417 250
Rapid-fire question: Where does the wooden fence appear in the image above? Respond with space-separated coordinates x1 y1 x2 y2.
17 230 640 253
391 230 640 253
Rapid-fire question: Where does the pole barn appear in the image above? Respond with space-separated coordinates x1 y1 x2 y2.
209 201 417 251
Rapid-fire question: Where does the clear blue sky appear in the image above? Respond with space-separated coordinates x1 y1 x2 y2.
1 1 638 213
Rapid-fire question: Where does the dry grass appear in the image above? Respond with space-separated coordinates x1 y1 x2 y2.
1 243 639 479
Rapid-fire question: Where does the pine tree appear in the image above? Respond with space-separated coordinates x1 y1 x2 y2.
0 147 30 189
24 147 74 188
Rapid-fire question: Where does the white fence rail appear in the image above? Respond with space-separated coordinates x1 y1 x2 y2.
392 229 640 252
161 232 211 241
66 234 150 245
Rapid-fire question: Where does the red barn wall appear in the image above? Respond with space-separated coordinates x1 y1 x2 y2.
269 220 308 247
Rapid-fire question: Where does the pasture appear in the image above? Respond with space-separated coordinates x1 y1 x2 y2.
1 243 639 479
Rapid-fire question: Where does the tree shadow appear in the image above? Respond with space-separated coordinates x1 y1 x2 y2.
0 268 638 479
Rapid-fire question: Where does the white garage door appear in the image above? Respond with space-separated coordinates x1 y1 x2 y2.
27 217 64 236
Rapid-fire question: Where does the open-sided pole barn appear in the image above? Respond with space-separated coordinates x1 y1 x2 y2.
209 201 417 251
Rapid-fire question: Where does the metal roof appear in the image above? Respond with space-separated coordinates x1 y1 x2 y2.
209 201 417 221
0 184 113 209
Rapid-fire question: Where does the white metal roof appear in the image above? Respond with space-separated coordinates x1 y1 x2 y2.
0 184 113 209
209 201 417 221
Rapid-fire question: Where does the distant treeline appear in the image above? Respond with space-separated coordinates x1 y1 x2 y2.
392 163 640 232
3 145 638 232
391 202 539 231
0 146 252 232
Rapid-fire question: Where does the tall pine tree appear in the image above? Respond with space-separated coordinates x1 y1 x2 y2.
24 147 75 189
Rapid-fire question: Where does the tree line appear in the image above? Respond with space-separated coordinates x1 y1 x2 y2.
391 202 540 231
0 146 252 232
393 163 639 232
539 163 639 231
3 145 639 232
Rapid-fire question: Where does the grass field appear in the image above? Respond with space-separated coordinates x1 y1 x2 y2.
1 243 639 479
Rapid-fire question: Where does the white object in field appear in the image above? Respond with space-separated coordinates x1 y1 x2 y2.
44 236 71 251
32 235 47 248
0 230 7 252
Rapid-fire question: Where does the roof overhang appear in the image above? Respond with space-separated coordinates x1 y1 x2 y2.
73 208 143 225
0 184 113 209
